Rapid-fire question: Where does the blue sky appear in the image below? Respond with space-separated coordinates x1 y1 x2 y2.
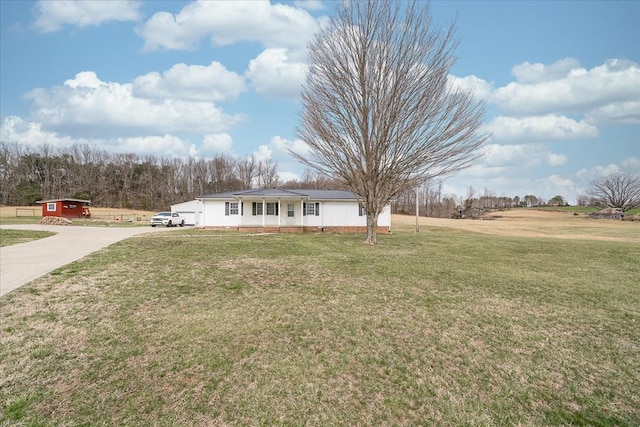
1 0 638 204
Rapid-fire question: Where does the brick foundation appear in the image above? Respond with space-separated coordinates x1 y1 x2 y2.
200 225 390 234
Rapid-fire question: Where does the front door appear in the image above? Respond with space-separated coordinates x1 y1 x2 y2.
284 203 296 225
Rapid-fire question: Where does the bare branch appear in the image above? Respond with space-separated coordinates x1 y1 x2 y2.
292 0 488 243
589 172 640 212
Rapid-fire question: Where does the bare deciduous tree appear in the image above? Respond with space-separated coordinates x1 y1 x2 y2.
236 155 257 189
293 0 488 243
256 158 279 189
589 172 640 211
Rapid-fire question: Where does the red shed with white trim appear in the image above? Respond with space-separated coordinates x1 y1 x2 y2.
38 198 91 219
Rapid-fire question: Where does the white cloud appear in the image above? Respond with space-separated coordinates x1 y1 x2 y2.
137 0 322 52
511 57 581 84
0 116 196 157
547 153 568 167
116 134 193 157
202 133 234 155
543 174 577 201
448 75 493 101
246 49 306 98
0 116 77 148
482 144 541 167
491 58 640 116
585 101 640 125
278 171 300 182
576 164 620 180
132 62 246 102
293 1 325 11
572 158 640 201
481 143 567 169
253 144 273 162
485 114 598 142
576 158 640 181
269 135 311 158
33 0 141 32
441 143 576 201
622 156 640 173
25 71 244 138
455 163 509 179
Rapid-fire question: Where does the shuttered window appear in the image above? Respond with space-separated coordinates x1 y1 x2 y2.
303 202 320 216
252 202 263 215
266 202 279 215
225 202 239 215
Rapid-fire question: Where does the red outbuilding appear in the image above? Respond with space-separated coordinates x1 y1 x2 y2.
38 198 91 219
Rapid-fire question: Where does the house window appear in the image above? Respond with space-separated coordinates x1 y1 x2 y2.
252 202 263 216
266 202 279 215
303 202 320 216
287 203 294 217
47 203 56 212
225 202 239 215
359 204 366 216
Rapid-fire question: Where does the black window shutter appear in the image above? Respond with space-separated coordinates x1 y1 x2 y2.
241 202 244 216
225 202 229 216
303 203 307 216
315 202 320 216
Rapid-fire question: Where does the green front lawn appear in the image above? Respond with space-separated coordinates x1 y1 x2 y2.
0 229 55 247
1 228 638 426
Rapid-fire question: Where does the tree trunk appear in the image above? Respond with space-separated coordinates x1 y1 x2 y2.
365 213 377 244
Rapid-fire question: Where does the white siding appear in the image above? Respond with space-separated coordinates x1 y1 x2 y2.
201 200 240 227
197 198 390 229
378 205 391 227
320 201 362 227
171 200 201 226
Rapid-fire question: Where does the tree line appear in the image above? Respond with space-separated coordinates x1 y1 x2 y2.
393 183 549 219
0 142 547 215
0 142 319 210
3 142 635 214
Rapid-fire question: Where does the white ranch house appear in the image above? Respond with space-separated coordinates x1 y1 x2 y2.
172 188 391 233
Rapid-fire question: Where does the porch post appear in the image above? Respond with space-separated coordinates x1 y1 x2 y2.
277 199 281 227
262 198 266 227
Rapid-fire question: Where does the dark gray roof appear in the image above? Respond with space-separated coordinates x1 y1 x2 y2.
198 188 361 200
37 198 91 204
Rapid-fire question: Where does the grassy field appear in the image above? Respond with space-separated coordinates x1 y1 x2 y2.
1 211 639 426
0 229 55 247
397 209 639 243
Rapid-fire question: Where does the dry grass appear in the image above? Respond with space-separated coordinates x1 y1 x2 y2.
1 210 639 426
0 229 55 247
394 209 640 242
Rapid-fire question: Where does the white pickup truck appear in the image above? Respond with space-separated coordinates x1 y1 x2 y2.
149 212 185 227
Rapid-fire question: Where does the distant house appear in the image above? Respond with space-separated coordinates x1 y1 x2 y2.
173 188 391 233
37 198 91 219
588 207 624 220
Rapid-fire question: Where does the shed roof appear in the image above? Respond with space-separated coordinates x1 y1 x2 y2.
37 198 91 204
198 188 361 201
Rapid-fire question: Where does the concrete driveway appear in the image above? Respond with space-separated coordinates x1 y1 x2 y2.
0 224 178 297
